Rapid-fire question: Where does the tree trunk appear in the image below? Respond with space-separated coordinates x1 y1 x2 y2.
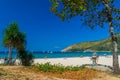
8 46 12 64
103 0 119 74
109 21 119 74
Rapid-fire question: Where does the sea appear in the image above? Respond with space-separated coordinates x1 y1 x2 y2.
0 51 119 59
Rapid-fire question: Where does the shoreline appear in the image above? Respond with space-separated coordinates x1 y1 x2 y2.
33 55 116 67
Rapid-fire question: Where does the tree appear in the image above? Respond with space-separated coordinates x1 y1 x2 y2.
15 31 26 59
50 0 120 74
3 22 26 64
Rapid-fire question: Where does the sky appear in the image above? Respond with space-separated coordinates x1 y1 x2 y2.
0 0 119 51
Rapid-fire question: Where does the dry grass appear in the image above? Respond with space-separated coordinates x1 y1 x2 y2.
47 69 98 80
0 66 59 80
0 66 99 80
93 71 120 80
32 67 100 80
0 66 120 80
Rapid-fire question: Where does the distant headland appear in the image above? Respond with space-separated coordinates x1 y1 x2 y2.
62 34 120 52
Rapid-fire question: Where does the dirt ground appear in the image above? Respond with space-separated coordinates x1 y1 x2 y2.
93 72 120 80
0 66 120 80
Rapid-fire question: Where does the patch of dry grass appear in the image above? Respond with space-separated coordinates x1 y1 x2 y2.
0 66 57 80
93 71 120 80
40 68 99 80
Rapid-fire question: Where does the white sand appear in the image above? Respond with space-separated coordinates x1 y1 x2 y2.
0 55 119 67
34 56 120 67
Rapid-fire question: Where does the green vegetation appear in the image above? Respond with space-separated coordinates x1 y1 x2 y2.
2 22 34 66
2 22 26 64
18 48 34 66
31 62 84 73
63 34 120 52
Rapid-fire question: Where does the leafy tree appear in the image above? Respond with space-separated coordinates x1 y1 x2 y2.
50 0 120 74
3 23 26 64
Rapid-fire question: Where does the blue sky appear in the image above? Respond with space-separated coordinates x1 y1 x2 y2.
0 0 119 51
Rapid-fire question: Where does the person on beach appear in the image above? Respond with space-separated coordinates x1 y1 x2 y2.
91 52 98 65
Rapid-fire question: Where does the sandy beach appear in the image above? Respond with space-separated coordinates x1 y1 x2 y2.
0 55 119 67
34 56 120 67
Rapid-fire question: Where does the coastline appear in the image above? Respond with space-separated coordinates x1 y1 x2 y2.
33 55 120 67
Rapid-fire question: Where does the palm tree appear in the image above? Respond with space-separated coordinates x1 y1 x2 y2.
15 32 26 62
3 22 26 64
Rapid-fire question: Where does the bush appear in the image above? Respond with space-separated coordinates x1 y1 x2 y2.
31 62 85 73
18 49 34 66
38 62 53 72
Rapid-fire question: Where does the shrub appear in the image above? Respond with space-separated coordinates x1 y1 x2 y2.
31 62 85 73
38 62 53 72
18 49 34 66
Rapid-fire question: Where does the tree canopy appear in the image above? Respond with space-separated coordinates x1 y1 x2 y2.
3 23 26 50
50 0 120 29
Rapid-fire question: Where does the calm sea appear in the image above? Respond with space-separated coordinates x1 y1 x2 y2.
0 52 118 59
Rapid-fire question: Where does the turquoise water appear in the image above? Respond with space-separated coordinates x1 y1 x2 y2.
0 52 115 59
33 52 113 58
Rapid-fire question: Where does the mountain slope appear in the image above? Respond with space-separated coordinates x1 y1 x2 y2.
62 34 120 52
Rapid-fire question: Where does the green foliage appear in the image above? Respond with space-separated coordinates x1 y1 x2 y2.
50 0 87 21
50 0 120 29
3 23 19 48
2 22 26 64
31 62 84 73
3 23 26 49
18 48 34 66
38 62 53 72
3 22 26 49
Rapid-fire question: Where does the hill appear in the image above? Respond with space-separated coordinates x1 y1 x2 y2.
62 34 120 52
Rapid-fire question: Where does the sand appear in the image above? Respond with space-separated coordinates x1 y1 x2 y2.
0 55 120 67
33 56 120 67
